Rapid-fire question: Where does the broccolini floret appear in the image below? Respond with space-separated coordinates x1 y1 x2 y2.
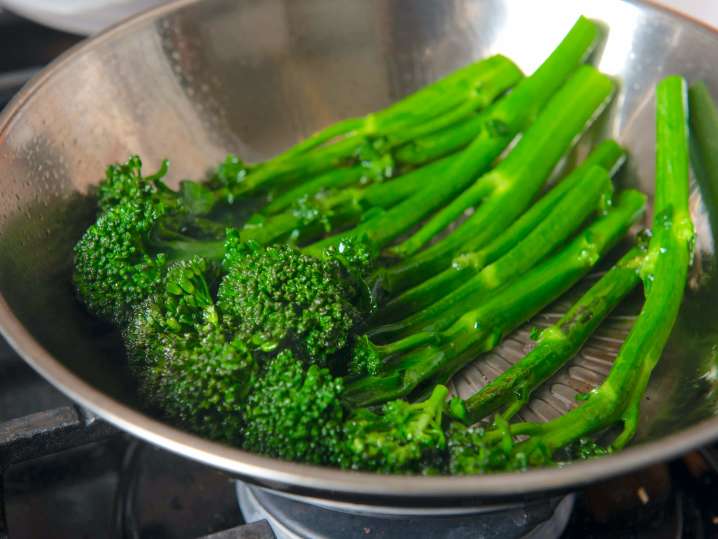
97 155 170 213
73 191 226 323
217 241 360 363
342 384 449 473
241 351 346 465
98 154 229 216
74 201 170 323
125 256 258 441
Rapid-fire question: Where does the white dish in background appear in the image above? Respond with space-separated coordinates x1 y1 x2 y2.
1 0 717 36
0 0 168 35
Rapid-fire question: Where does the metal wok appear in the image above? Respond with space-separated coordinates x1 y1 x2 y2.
0 0 717 505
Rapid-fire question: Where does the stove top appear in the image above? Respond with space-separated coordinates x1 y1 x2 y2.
0 9 717 539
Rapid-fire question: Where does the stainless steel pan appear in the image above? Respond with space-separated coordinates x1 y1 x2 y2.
0 0 717 504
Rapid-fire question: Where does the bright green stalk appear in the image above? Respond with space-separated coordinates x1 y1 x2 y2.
234 55 522 196
376 140 625 315
391 67 615 258
371 166 614 342
262 167 365 215
255 55 522 162
458 246 645 424
688 82 718 235
393 114 486 165
260 113 481 218
305 16 601 257
240 154 460 245
488 75 693 468
343 190 645 407
384 66 615 291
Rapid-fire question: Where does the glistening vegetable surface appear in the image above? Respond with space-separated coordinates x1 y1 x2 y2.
70 15 697 476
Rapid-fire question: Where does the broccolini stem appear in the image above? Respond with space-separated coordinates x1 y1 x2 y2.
269 117 365 162
461 246 645 424
424 190 646 391
498 75 693 465
688 82 718 235
251 56 521 164
384 65 615 289
241 154 462 245
343 190 645 407
160 238 227 263
392 68 611 257
370 165 614 342
234 55 522 196
376 140 625 321
262 166 365 215
359 153 461 209
393 113 485 165
305 16 601 257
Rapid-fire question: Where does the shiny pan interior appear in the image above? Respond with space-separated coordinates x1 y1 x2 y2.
0 0 717 504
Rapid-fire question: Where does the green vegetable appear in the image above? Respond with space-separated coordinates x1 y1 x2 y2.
450 75 693 472
305 16 601 256
124 256 258 442
217 240 360 363
456 245 645 424
343 190 645 407
242 350 346 465
376 140 624 316
380 65 615 292
239 153 460 246
73 15 687 478
371 159 617 339
688 81 718 236
233 55 523 196
343 384 449 473
73 198 225 324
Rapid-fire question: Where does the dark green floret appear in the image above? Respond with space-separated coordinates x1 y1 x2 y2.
241 351 346 465
217 242 360 363
156 329 257 442
347 335 382 376
73 201 169 323
97 155 170 213
98 154 230 216
124 256 258 442
342 384 449 473
447 421 525 475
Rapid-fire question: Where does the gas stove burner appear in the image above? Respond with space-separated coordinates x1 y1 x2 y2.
236 482 574 539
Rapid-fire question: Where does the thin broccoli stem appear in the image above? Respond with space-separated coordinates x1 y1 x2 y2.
261 106 503 218
269 118 365 161
305 16 601 257
393 113 484 165
376 140 625 320
414 384 450 432
460 245 645 424
343 190 645 407
498 75 693 464
370 165 614 342
424 189 645 390
262 167 365 215
161 238 227 263
359 153 460 208
371 55 521 135
234 55 522 196
391 66 612 257
688 82 718 234
383 66 615 291
241 154 462 245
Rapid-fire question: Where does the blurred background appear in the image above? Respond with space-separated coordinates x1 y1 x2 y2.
0 0 714 36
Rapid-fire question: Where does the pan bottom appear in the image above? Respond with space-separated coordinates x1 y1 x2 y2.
236 482 574 539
